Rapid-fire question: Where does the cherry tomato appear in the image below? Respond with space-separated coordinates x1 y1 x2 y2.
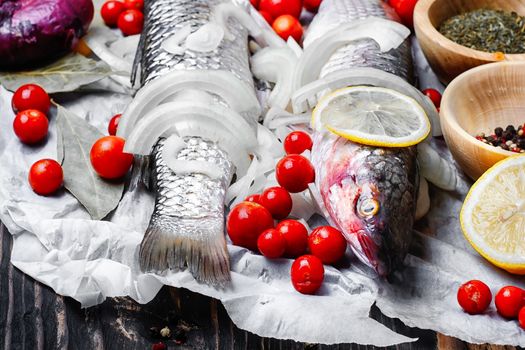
259 0 303 20
291 255 324 294
101 1 125 27
108 114 122 136
519 307 525 330
118 9 144 36
276 219 308 257
308 226 347 264
90 136 133 179
13 109 49 145
12 84 50 115
495 286 525 319
227 202 275 251
422 88 442 109
284 131 312 155
272 15 303 42
276 154 315 193
392 0 418 28
456 280 492 315
123 0 144 11
250 0 259 8
259 10 274 24
303 0 322 12
28 159 63 196
259 186 293 220
257 228 286 258
245 194 261 203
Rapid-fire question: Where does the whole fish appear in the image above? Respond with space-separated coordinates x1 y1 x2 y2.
135 0 256 284
307 0 419 276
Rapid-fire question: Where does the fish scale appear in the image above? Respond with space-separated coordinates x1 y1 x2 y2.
308 0 419 276
137 0 255 284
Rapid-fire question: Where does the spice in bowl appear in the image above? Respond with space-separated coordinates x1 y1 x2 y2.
475 124 525 153
439 9 525 54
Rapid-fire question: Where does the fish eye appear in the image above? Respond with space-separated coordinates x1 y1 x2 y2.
358 198 380 217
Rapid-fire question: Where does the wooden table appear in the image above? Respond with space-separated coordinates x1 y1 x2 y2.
0 225 516 350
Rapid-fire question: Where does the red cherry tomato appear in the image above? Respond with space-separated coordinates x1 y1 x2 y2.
123 0 144 11
495 286 525 319
12 84 50 115
276 154 315 193
227 202 275 251
28 159 63 196
303 0 322 12
90 136 134 179
308 226 347 264
259 0 303 19
108 114 122 136
392 0 418 28
519 307 525 330
291 255 324 294
422 88 442 109
245 194 261 203
257 228 286 258
276 219 308 257
13 109 49 145
101 1 125 27
250 0 259 8
272 15 303 42
259 10 274 24
284 131 312 155
456 280 492 315
259 186 293 220
118 9 144 36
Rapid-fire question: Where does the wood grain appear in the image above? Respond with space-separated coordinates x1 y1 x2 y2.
0 224 515 350
413 0 525 84
440 61 525 180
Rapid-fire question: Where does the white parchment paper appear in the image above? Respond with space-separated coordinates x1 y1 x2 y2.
1 45 525 347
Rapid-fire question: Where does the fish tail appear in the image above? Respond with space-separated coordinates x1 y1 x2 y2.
139 215 231 285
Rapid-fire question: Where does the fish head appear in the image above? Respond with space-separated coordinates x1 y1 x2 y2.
322 143 417 277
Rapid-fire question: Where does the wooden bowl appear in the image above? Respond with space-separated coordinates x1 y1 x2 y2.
441 61 525 180
414 0 525 84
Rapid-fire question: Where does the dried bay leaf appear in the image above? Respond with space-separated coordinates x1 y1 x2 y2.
56 105 124 220
0 54 113 93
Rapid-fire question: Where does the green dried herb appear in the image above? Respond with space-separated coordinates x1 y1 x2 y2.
439 9 525 54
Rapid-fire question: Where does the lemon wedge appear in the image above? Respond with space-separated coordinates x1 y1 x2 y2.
311 86 431 147
461 155 525 274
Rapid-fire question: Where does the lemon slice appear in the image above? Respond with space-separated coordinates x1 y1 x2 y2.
461 155 525 274
312 86 431 147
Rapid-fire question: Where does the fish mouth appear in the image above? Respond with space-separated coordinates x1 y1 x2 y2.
349 230 389 277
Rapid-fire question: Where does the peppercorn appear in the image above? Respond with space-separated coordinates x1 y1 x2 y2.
495 127 504 137
149 327 161 338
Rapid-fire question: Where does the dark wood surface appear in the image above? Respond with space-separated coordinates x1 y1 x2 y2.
0 224 514 350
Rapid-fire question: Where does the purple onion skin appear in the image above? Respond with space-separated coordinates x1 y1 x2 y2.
0 0 94 70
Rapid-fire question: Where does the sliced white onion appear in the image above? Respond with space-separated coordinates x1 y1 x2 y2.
117 70 260 138
251 47 298 109
290 192 317 222
84 27 133 73
263 107 310 129
290 67 442 136
211 2 285 48
287 37 303 58
256 124 285 158
161 25 192 55
226 157 259 204
292 18 410 92
417 142 458 191
165 160 223 179
161 135 186 163
186 23 224 52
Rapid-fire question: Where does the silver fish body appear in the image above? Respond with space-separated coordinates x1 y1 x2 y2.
307 0 418 276
137 0 255 284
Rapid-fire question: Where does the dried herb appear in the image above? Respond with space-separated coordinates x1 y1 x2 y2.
439 9 525 54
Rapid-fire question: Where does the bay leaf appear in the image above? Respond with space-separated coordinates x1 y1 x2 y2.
56 105 124 220
0 54 113 93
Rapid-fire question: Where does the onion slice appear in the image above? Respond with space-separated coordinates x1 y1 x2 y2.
263 107 311 129
117 70 260 138
161 25 192 55
292 18 410 92
186 23 224 52
291 67 442 136
161 135 186 163
251 47 298 109
165 160 223 179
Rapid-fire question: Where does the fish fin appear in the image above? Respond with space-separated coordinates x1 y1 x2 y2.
139 216 231 286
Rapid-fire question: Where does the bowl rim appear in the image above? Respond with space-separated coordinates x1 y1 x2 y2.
415 0 525 61
441 61 525 157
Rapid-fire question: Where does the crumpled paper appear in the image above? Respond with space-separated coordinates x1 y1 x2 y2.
1 53 525 348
